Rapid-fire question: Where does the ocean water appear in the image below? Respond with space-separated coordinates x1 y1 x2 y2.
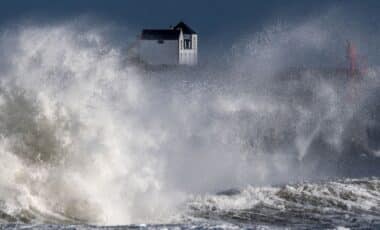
1 178 380 229
0 14 380 229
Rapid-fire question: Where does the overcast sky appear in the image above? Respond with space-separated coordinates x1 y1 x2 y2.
1 0 380 60
2 1 376 35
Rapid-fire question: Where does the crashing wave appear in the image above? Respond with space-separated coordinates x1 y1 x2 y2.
0 14 379 226
186 178 380 228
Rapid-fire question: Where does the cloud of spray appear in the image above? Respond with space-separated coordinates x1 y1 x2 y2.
0 12 379 225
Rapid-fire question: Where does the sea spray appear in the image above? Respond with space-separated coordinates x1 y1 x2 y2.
0 16 379 226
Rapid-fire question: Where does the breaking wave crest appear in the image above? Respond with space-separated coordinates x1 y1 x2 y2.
0 15 379 227
186 178 380 228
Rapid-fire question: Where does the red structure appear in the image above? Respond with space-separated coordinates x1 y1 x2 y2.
346 40 358 76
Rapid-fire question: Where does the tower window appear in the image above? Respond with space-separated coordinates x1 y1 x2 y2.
184 39 192 49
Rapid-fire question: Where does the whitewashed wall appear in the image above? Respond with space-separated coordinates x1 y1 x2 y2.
139 40 178 65
179 34 198 65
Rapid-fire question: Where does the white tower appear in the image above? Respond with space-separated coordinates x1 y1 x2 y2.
175 22 198 66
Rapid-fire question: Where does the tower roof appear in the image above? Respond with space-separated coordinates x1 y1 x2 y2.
174 21 196 34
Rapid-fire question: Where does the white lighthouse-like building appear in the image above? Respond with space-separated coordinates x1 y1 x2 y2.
139 22 198 66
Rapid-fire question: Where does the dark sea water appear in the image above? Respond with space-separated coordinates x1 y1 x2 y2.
1 178 380 229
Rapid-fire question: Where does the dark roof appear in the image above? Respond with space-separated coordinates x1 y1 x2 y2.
141 29 180 40
140 21 196 40
174 21 196 34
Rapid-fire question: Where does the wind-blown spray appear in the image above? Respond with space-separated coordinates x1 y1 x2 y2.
0 15 379 227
